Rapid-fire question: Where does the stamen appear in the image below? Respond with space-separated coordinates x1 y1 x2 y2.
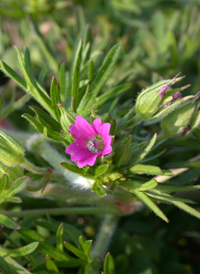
87 139 98 153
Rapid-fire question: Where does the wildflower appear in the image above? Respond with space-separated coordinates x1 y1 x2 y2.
65 116 112 168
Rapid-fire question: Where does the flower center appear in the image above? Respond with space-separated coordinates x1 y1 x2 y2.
87 137 104 154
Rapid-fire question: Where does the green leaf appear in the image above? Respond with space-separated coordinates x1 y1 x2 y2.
78 236 92 260
103 253 115 274
138 179 158 191
156 184 200 193
95 164 109 178
94 84 131 111
77 59 94 113
22 113 44 134
0 94 31 120
127 134 157 167
166 167 200 187
45 255 59 273
115 107 135 132
23 113 66 142
133 189 169 222
0 176 29 205
0 213 20 230
64 241 87 261
30 106 62 132
38 64 49 86
60 162 93 179
129 164 172 176
0 173 8 193
31 263 49 273
166 160 200 168
3 196 22 203
59 63 66 101
30 17 58 74
170 201 200 219
14 46 54 117
71 39 83 112
24 47 38 88
0 60 27 90
17 229 81 266
56 223 64 252
0 242 39 257
0 255 32 274
35 219 84 248
50 77 61 121
91 181 106 197
146 192 195 204
83 43 121 111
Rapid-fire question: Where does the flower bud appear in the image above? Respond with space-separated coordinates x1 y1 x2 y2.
183 110 200 137
0 162 23 184
161 92 200 137
136 76 185 121
0 130 24 167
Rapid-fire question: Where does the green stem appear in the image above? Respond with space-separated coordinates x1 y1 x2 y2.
1 207 119 218
24 183 132 211
90 215 118 274
0 94 31 120
21 158 48 174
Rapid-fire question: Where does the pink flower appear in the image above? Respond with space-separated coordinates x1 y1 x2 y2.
65 116 112 168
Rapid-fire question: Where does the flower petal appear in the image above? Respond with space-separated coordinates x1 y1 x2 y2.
77 152 102 168
93 118 111 136
70 116 96 140
65 140 92 161
93 118 112 156
102 135 112 155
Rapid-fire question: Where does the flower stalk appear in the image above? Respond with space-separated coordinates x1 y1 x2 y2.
90 215 118 274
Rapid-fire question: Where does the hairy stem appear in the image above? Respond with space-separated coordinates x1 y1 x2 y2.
90 215 118 274
21 158 48 174
1 207 119 217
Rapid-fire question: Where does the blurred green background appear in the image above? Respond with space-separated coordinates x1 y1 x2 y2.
0 1 200 273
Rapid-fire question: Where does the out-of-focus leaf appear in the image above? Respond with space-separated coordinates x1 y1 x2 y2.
45 255 59 273
56 223 64 252
71 39 82 112
50 77 61 122
0 255 32 274
0 176 29 204
133 189 168 222
0 242 39 257
129 164 173 176
103 253 115 274
34 219 84 248
64 241 87 260
0 213 20 230
127 134 157 167
82 43 121 112
95 164 109 178
0 173 8 192
17 229 81 266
